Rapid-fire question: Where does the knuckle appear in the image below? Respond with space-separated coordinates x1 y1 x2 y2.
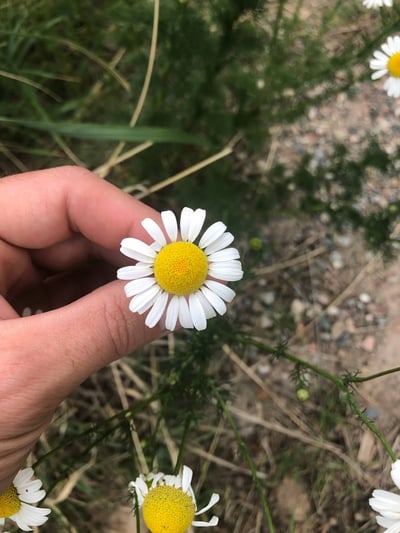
101 298 132 359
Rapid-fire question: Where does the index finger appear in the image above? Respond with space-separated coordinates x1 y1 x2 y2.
0 166 158 251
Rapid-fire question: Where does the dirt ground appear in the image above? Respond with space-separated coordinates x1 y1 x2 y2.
102 80 400 532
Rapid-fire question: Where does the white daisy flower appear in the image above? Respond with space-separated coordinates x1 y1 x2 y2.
363 0 393 8
370 35 400 97
370 459 400 531
129 464 219 533
0 468 51 531
117 207 243 331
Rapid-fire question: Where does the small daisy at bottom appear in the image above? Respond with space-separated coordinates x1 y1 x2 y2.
129 465 219 533
0 468 51 531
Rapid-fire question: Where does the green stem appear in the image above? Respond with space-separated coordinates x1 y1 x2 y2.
211 384 275 533
239 336 396 461
240 337 342 387
345 391 396 462
345 366 400 384
174 410 194 475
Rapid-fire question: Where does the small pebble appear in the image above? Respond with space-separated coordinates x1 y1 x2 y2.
344 317 356 334
330 250 344 269
336 331 351 348
331 320 345 340
256 363 271 376
318 316 332 332
361 335 376 353
316 291 330 306
364 406 381 420
359 292 372 304
260 315 274 329
260 291 275 305
291 299 307 318
335 235 353 248
326 305 340 317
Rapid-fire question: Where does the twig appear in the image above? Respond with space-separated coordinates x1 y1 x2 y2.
111 362 149 475
134 136 240 199
187 444 267 480
212 384 275 532
96 0 160 178
254 246 326 276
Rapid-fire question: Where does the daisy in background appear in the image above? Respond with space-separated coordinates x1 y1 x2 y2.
370 35 400 97
363 0 392 7
0 468 51 531
117 207 243 331
129 464 219 533
370 459 400 531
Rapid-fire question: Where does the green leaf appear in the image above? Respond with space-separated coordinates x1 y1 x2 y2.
0 117 207 146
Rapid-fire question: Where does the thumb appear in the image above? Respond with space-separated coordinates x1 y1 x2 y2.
2 280 164 404
0 280 162 494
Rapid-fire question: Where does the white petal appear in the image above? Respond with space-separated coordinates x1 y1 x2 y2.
192 516 219 527
162 474 181 488
201 286 227 315
12 503 51 530
199 221 227 249
181 466 193 493
161 210 178 242
130 477 148 507
208 247 240 262
141 218 167 248
383 37 400 57
371 68 388 80
14 468 34 486
376 516 400 531
19 488 46 504
382 42 392 56
149 473 165 488
120 238 157 262
208 261 244 281
384 77 400 97
124 277 156 298
204 232 234 255
189 293 207 330
178 296 194 328
373 50 389 62
370 58 387 69
180 207 194 241
195 290 217 319
195 492 220 515
392 461 400 489
165 295 180 330
205 279 236 302
129 285 161 313
117 265 153 280
21 479 42 492
188 209 206 242
145 292 169 328
370 490 400 517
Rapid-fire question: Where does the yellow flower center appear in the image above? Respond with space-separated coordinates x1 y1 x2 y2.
387 52 400 77
154 242 208 296
142 485 195 533
0 484 21 518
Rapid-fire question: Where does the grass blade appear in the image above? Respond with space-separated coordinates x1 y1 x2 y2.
0 117 208 146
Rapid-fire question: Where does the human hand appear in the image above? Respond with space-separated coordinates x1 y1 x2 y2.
0 166 164 493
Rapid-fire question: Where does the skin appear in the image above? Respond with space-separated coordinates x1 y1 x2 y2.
0 166 164 494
